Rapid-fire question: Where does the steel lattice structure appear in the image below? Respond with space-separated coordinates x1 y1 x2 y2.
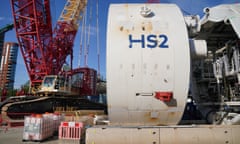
10 0 87 88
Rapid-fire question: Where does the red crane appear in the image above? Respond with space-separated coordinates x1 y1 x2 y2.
0 0 104 122
10 0 87 91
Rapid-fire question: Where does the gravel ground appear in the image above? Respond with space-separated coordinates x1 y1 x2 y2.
0 127 79 144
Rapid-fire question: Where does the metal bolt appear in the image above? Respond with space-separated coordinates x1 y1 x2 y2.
140 6 152 17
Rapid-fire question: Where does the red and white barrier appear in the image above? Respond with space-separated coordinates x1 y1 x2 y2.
59 121 83 140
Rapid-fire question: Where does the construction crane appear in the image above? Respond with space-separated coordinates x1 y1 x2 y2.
10 0 53 89
0 0 106 122
10 0 88 92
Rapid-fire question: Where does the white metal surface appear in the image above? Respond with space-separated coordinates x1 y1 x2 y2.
107 4 190 125
201 4 240 38
189 39 207 59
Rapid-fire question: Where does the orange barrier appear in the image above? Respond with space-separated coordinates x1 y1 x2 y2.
59 121 83 140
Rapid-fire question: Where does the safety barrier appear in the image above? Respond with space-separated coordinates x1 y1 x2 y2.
58 121 83 140
23 113 63 141
23 114 53 141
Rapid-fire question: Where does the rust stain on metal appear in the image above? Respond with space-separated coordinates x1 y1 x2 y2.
144 112 159 122
141 22 153 32
170 112 176 116
120 26 123 31
124 4 128 8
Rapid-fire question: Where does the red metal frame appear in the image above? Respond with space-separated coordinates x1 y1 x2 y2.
10 0 76 88
10 0 53 86
11 0 96 97
71 67 97 96
49 21 76 74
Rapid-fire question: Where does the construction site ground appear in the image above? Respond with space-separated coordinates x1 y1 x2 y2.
0 126 80 144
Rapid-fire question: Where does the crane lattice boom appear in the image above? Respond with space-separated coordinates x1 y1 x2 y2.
49 0 87 74
10 0 87 89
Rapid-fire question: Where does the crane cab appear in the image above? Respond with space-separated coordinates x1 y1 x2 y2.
37 75 73 96
37 68 97 97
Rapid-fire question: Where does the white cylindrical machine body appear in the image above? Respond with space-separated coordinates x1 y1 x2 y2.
107 4 190 125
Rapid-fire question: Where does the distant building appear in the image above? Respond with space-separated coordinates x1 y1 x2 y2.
0 24 14 66
0 42 18 90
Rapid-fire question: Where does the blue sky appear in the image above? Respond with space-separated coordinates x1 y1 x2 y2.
0 0 238 89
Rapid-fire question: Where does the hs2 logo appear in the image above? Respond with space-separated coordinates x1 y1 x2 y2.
129 34 169 48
